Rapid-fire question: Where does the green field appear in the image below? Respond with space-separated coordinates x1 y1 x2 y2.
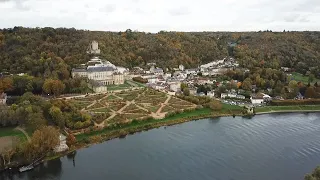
256 105 320 113
222 103 243 110
107 81 134 91
0 127 27 140
76 108 214 141
127 80 146 88
289 72 319 84
92 108 112 113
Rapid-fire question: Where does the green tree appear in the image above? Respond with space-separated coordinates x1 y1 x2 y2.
305 166 320 180
183 88 190 96
242 78 252 91
305 86 317 98
208 100 222 110
26 112 46 131
49 106 65 128
309 74 315 83
180 83 188 91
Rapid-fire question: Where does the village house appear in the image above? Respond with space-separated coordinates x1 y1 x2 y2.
150 66 164 75
250 94 264 104
153 68 164 75
185 68 198 75
169 82 181 92
179 64 185 71
207 91 215 98
198 92 205 96
221 93 228 99
250 93 271 104
236 95 246 99
0 93 7 105
90 81 108 93
167 91 176 96
281 67 291 72
228 93 237 98
189 88 197 95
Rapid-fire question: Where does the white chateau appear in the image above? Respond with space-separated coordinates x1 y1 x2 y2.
72 41 126 92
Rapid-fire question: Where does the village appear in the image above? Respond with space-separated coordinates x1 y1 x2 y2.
127 58 272 107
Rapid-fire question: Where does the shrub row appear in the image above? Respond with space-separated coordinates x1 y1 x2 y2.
270 99 320 106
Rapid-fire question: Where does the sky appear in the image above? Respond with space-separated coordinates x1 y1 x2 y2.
0 0 319 32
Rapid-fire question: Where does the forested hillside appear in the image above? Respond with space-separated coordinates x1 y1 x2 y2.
0 27 319 77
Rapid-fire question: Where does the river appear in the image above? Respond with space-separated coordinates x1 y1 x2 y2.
2 113 320 180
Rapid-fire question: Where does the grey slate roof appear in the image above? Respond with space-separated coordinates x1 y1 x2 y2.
87 66 115 72
154 68 163 72
72 68 87 72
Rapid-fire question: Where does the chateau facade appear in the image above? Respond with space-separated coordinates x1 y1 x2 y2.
72 41 127 92
72 57 125 86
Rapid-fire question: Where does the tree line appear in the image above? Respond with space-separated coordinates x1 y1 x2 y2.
1 27 319 77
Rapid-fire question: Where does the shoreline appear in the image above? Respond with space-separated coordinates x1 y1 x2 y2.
255 109 320 115
2 108 320 173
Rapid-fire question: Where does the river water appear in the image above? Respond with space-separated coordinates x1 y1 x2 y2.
3 113 320 180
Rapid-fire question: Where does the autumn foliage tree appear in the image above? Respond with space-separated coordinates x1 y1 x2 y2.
23 126 60 161
0 77 13 93
43 79 65 96
208 100 222 110
66 134 77 147
305 86 317 98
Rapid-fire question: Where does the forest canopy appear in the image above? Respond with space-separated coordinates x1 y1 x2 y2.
0 27 319 78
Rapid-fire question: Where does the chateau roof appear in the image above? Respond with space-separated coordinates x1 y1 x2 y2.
72 68 86 72
87 66 115 72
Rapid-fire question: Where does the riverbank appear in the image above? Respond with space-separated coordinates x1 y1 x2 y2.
255 105 320 115
0 107 241 172
75 108 242 143
256 109 320 115
3 105 320 173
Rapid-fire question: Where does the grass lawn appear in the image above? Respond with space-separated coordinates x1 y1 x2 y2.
75 94 106 101
145 105 161 113
0 127 27 141
127 80 146 87
72 101 93 110
255 106 272 113
122 113 148 120
106 95 118 100
168 104 194 110
161 105 176 113
76 108 214 141
256 105 320 112
92 108 112 113
222 103 243 110
107 81 133 91
87 103 105 110
161 108 213 121
289 72 319 84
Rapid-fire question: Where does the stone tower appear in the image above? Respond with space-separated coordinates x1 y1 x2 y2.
87 41 101 54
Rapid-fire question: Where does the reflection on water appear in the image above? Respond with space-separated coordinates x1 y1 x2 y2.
3 113 320 180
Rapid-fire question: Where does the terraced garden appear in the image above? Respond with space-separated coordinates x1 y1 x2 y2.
68 88 197 127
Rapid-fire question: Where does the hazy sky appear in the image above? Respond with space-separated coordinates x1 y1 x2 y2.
0 0 319 32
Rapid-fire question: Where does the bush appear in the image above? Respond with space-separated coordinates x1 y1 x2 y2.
270 99 320 106
132 77 148 84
